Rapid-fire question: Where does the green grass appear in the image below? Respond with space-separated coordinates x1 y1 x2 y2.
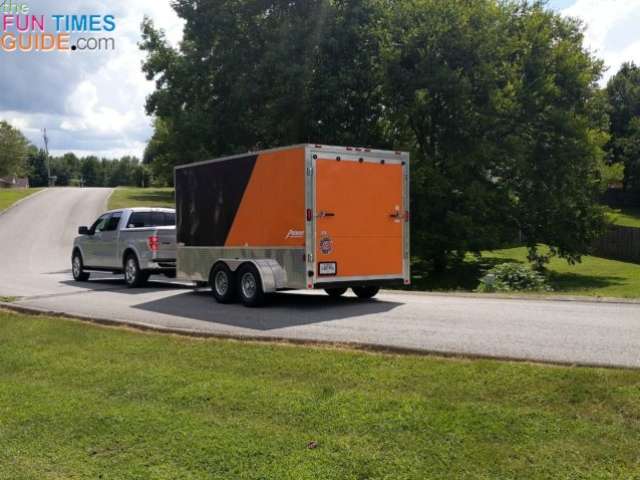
0 188 43 212
0 296 18 303
410 246 640 298
607 207 640 228
108 187 174 210
2 310 640 479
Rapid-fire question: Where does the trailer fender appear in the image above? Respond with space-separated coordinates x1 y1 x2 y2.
217 258 287 293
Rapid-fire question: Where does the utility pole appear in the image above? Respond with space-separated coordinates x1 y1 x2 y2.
42 128 51 186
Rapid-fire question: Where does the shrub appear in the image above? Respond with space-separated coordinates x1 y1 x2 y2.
476 263 553 293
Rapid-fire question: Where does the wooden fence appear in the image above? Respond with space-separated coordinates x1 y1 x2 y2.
593 225 640 263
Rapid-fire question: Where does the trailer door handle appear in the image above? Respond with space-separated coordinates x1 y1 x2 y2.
317 211 335 218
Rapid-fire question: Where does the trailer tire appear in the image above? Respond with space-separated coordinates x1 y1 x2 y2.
352 286 380 299
325 287 347 298
236 264 265 307
124 253 149 288
210 263 236 304
72 250 90 282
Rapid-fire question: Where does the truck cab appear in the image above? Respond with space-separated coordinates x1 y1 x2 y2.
72 208 177 287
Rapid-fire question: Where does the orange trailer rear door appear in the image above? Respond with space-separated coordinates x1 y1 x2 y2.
315 158 405 279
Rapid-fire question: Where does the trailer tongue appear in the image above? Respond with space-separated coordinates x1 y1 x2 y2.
175 144 410 307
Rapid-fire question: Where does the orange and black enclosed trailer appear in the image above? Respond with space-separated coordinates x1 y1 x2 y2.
175 144 410 304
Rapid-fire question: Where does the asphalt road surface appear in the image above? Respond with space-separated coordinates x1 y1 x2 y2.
1 188 640 368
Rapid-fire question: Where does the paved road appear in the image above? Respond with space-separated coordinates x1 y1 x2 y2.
1 188 640 368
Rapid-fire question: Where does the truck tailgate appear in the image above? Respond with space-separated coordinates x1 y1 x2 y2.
153 227 177 261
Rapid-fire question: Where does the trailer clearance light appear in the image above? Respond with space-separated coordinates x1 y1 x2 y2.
306 209 313 221
147 235 159 252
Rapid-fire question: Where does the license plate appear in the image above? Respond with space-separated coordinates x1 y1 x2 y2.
318 262 337 276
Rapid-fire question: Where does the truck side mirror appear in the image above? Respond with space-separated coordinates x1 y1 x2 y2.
78 226 90 235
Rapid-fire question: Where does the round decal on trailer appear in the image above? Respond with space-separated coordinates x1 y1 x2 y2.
319 233 333 255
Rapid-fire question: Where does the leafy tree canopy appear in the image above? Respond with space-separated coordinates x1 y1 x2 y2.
140 0 609 268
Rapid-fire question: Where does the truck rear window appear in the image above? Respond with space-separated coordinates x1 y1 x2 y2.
127 212 175 228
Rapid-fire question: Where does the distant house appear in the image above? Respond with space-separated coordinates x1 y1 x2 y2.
0 176 29 189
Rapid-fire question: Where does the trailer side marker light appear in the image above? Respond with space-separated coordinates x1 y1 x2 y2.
346 146 353 151
315 144 323 148
306 209 313 221
405 210 410 222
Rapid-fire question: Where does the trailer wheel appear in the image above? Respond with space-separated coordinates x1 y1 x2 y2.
236 264 265 307
210 263 236 304
352 286 380 299
325 287 347 298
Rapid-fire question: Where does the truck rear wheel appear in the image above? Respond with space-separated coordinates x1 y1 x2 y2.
236 264 265 307
352 286 380 299
72 251 90 282
325 287 347 298
124 254 149 288
210 263 236 303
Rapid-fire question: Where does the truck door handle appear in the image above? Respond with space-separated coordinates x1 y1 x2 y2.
317 211 335 218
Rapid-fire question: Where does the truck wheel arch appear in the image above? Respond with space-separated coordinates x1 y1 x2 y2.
122 248 138 268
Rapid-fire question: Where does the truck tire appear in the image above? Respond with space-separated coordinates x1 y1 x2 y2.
72 251 90 282
352 286 379 299
236 264 265 307
210 263 236 303
124 253 149 288
325 287 347 298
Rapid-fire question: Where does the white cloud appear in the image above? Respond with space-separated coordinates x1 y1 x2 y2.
560 0 640 82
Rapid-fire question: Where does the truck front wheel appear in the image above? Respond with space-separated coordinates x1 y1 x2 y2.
210 263 236 303
124 254 149 288
236 264 265 307
72 251 90 282
352 286 380 299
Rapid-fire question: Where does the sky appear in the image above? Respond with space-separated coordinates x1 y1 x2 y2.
0 1 639 159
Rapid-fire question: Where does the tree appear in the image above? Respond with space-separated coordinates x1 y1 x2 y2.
382 0 607 267
140 0 388 165
26 147 49 187
140 0 608 269
606 62 640 193
0 120 30 178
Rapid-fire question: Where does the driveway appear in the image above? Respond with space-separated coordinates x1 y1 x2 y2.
2 187 640 368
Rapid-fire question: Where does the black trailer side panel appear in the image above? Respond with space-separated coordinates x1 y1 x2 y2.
175 154 258 246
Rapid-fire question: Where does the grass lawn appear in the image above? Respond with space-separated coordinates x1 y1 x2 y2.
108 187 174 210
410 246 640 298
2 310 640 479
606 207 640 228
0 188 43 213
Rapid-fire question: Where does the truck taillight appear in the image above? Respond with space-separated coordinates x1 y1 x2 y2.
147 235 159 252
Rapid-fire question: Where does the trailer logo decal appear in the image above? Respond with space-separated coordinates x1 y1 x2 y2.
285 229 304 239
319 233 333 255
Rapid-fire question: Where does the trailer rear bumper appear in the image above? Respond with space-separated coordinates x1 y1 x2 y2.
314 278 406 289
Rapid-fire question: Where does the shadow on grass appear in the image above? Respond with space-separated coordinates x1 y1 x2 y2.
406 256 521 292
127 192 174 204
547 271 627 293
403 255 628 294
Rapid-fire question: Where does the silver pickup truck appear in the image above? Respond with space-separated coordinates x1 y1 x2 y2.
72 208 177 287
